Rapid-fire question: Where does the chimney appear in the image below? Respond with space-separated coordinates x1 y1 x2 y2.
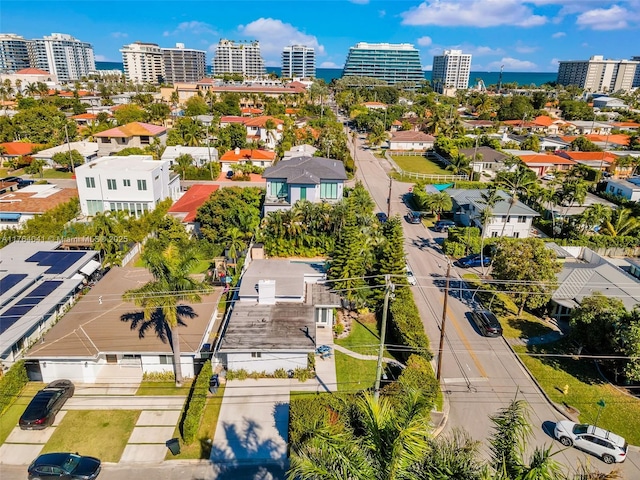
258 279 276 304
234 147 240 155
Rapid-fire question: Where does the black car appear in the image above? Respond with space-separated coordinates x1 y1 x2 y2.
0 176 34 188
19 379 75 430
455 254 491 269
434 220 456 232
470 309 503 337
376 212 388 223
28 452 101 480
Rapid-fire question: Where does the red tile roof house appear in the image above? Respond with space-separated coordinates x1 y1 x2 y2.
93 122 167 156
219 148 276 173
0 142 41 164
70 112 99 126
168 184 219 234
517 153 576 176
388 131 435 151
554 151 627 176
0 184 78 229
219 115 284 149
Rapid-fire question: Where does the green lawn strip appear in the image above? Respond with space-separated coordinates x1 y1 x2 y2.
190 259 210 275
335 319 391 357
335 351 378 393
166 385 225 460
391 155 450 175
40 169 74 179
42 410 140 462
0 383 44 445
514 343 640 446
135 380 192 396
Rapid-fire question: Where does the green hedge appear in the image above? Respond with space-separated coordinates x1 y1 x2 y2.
389 289 432 362
289 393 355 450
398 355 439 405
181 360 212 444
0 360 29 415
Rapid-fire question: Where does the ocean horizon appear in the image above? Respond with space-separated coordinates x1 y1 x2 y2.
95 61 558 88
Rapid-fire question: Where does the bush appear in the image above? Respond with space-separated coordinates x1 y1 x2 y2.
0 360 29 415
180 360 212 444
294 367 314 382
398 355 439 407
273 368 289 379
225 368 248 381
389 289 432 362
289 393 356 449
142 371 175 382
333 322 345 336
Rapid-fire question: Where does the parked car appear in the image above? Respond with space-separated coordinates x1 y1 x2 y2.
376 212 388 223
541 173 555 181
434 219 456 232
470 309 503 337
405 263 417 286
0 176 34 188
455 254 491 269
406 211 421 224
28 452 101 480
19 379 75 430
554 421 627 464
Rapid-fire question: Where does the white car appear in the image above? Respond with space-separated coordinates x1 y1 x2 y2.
405 263 417 286
541 173 555 180
554 420 627 464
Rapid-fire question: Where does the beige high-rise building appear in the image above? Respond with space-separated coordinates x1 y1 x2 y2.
162 43 206 84
557 55 639 92
120 42 164 84
431 49 472 94
28 33 95 82
213 39 265 78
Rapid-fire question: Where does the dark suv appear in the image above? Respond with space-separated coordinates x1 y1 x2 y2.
406 211 421 224
0 176 34 188
434 220 456 232
470 309 503 337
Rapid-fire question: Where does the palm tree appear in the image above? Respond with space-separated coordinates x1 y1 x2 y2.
577 204 612 235
558 179 588 237
477 187 501 275
447 153 471 178
92 212 125 267
425 191 453 220
497 165 537 237
123 243 210 386
601 207 639 237
264 118 278 148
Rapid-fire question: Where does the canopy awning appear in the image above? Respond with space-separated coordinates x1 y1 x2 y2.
79 259 101 276
0 212 21 221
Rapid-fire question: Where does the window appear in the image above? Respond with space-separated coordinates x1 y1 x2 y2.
123 179 131 187
159 355 172 365
107 179 117 190
140 135 150 145
270 181 287 198
85 177 95 188
491 232 498 238
137 179 147 191
518 216 526 223
251 352 262 358
320 182 338 199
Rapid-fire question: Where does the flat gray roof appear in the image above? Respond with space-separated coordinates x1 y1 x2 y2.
239 259 326 299
447 189 539 217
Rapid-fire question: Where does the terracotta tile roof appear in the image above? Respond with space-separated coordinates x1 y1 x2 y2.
15 67 51 75
363 101 387 107
243 116 284 127
519 154 576 165
220 116 246 124
503 120 537 128
558 151 615 163
94 122 166 138
390 131 436 142
392 120 402 126
561 134 630 146
0 187 78 214
220 149 276 162
285 108 299 115
533 115 554 127
71 113 98 120
288 81 307 89
0 142 41 156
295 126 320 140
241 107 263 115
168 184 219 223
612 122 640 128
110 104 133 111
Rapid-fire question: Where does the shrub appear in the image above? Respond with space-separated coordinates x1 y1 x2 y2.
273 368 289 379
294 367 314 382
180 360 212 444
307 353 315 372
0 360 29 415
226 369 248 381
289 393 356 449
333 322 345 336
397 355 439 408
142 371 175 382
389 289 432 362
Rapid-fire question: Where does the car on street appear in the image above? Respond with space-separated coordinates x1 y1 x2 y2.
405 263 417 286
554 420 627 464
433 219 456 232
455 254 491 269
469 309 503 337
406 211 421 224
28 452 101 480
19 379 75 430
0 176 35 188
376 212 388 223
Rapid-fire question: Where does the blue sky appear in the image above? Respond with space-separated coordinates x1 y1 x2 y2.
3 0 640 71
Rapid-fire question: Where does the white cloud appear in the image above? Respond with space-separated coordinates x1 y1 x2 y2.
401 0 546 27
417 36 432 47
436 43 503 56
349 0 369 4
94 54 109 62
514 42 537 53
552 31 566 38
423 64 433 71
320 61 341 68
550 58 560 67
487 57 537 71
379 10 386 18
238 18 326 64
576 5 629 30
111 32 128 39
163 21 217 37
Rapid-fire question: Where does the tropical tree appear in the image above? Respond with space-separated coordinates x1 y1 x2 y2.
425 191 453 220
496 165 538 237
477 187 501 275
447 152 471 178
25 158 46 178
576 204 612 235
173 154 193 179
91 211 126 267
600 207 640 237
51 149 84 171
123 243 211 386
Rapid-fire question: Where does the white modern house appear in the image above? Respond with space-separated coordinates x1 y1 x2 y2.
161 145 218 167
33 141 99 166
75 155 180 217
605 177 640 201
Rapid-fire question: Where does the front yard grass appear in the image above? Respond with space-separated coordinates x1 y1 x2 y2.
42 410 140 462
335 318 391 357
391 155 450 176
0 382 44 445
40 169 74 179
335 351 378 393
515 341 640 446
136 380 192 396
167 385 225 460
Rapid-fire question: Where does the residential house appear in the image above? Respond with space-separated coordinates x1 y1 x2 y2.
592 96 627 109
555 151 617 174
219 115 283 149
168 184 219 233
539 136 571 152
514 153 577 176
161 145 218 167
566 121 613 135
282 144 318 160
93 122 167 157
219 148 276 174
363 101 387 110
458 146 510 178
447 188 539 238
0 142 42 166
531 115 566 135
33 141 99 166
217 258 341 374
611 121 640 132
0 184 78 230
560 134 630 150
604 177 640 201
388 131 435 151
262 156 347 214
241 107 263 116
0 241 99 364
70 113 99 127
462 119 494 130
75 155 180 217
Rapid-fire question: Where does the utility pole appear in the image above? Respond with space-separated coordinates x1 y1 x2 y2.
386 177 392 218
374 275 393 400
64 123 75 175
436 261 451 381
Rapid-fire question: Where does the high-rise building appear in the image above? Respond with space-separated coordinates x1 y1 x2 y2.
0 34 31 72
120 42 164 84
162 43 206 84
341 42 424 86
431 49 472 94
633 56 640 88
282 45 315 79
557 55 640 92
28 33 95 82
212 39 266 78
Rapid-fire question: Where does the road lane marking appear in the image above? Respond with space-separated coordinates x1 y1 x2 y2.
443 377 488 384
445 306 488 378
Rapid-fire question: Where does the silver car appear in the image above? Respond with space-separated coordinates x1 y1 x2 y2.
554 420 627 464
405 263 417 286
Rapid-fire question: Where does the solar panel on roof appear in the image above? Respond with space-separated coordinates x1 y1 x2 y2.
0 280 63 335
0 274 27 293
24 251 86 274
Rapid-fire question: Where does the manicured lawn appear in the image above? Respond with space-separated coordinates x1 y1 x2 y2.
392 155 450 175
335 351 378 393
515 342 640 446
136 380 192 396
167 385 225 460
335 318 390 357
42 410 140 462
41 169 74 179
0 382 44 445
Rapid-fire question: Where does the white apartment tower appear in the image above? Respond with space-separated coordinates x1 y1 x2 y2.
162 43 206 83
557 55 640 92
120 42 164 84
431 49 472 94
282 45 315 79
0 34 31 72
28 33 95 82
213 39 265 78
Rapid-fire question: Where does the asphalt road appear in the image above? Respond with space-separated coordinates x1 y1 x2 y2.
348 134 640 478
